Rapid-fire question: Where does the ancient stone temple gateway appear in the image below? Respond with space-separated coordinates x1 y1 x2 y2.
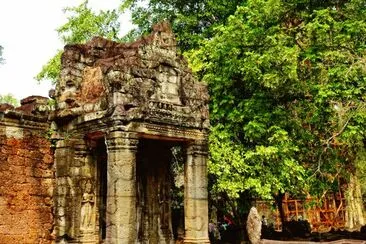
0 23 210 243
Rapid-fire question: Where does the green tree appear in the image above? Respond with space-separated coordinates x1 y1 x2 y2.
0 94 19 106
189 0 366 226
36 0 121 83
122 0 243 51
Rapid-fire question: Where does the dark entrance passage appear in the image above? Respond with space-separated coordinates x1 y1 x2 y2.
136 139 184 244
93 139 107 242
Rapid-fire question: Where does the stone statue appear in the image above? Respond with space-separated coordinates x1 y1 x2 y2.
247 206 262 244
80 180 95 231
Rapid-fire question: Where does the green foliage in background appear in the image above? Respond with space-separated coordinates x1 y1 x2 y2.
121 0 243 51
125 0 366 202
188 0 366 201
37 0 244 83
36 0 121 83
0 93 19 106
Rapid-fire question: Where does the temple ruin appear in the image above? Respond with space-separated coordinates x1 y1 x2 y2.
0 22 210 243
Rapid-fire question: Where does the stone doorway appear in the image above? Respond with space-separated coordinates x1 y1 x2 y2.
136 139 185 244
93 139 107 242
54 132 209 243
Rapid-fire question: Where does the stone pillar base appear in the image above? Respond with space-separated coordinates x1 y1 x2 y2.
183 237 210 244
79 233 99 244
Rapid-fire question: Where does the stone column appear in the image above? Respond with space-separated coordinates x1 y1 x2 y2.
184 140 210 244
105 131 138 243
55 137 87 241
54 138 70 240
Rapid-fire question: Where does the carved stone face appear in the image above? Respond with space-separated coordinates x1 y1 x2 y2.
58 79 78 109
57 65 82 109
84 180 93 193
57 66 106 110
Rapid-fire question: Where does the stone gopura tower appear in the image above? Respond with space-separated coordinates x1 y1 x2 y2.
52 22 210 243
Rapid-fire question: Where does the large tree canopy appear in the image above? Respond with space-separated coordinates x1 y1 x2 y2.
190 0 366 200
121 0 243 51
124 0 366 200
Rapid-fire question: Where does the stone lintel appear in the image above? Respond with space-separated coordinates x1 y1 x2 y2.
129 122 208 141
73 120 208 142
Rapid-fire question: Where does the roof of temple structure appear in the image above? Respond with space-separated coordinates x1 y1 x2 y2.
53 22 209 131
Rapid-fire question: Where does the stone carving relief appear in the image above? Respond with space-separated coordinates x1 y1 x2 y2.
54 47 108 119
80 179 95 232
149 65 181 105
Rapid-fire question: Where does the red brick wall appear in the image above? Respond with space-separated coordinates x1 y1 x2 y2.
0 132 54 243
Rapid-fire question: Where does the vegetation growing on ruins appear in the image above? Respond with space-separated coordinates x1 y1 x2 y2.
0 93 19 106
38 0 366 227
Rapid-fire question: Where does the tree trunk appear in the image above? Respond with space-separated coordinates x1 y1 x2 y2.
274 192 285 229
345 173 365 231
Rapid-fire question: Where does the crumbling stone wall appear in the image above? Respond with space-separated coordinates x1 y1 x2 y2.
0 96 54 243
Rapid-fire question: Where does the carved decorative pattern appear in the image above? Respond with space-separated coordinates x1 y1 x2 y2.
106 132 139 151
187 140 209 156
144 124 206 140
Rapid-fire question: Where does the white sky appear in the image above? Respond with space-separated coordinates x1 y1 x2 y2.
0 0 133 101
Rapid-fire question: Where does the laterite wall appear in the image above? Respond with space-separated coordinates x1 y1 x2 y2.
0 111 54 243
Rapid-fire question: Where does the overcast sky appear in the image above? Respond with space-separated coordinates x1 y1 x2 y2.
0 0 133 100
